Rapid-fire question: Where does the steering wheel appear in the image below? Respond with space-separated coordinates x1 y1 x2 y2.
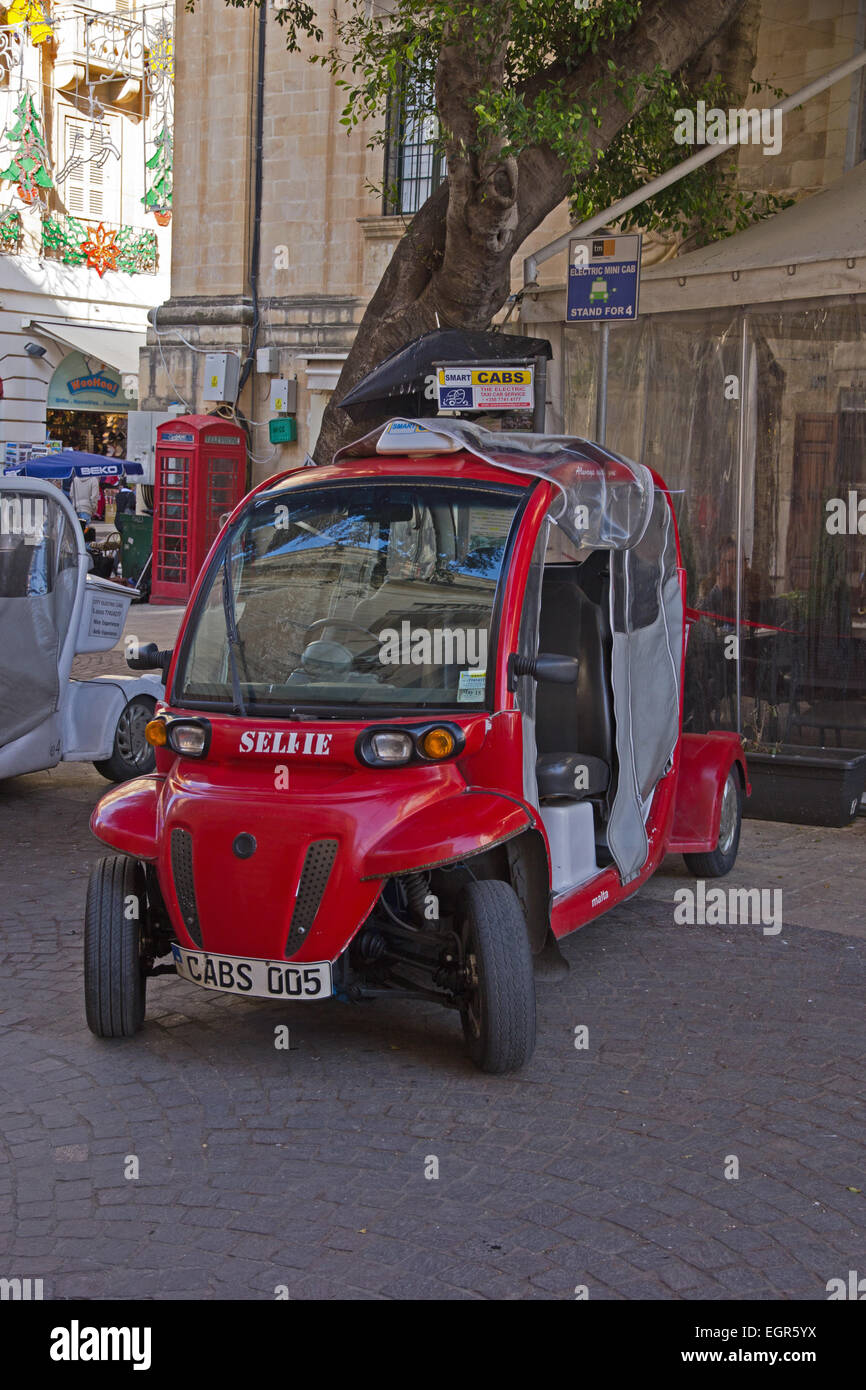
303 617 379 645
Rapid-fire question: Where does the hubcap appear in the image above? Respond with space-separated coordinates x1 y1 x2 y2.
116 702 153 769
717 774 738 854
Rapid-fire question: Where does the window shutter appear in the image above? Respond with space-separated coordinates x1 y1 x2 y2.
89 125 104 219
64 118 117 222
65 119 88 218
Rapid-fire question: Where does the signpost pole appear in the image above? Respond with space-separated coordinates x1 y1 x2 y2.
596 322 609 445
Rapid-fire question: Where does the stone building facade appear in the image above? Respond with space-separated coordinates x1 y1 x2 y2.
0 1 174 457
141 0 866 480
139 0 387 473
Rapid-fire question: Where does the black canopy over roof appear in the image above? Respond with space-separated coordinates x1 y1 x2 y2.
337 328 553 424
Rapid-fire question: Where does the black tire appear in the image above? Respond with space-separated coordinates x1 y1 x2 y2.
93 695 156 782
456 879 536 1074
684 769 742 878
84 856 148 1037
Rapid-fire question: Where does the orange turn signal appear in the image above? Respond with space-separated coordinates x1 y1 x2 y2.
145 718 168 747
420 727 455 760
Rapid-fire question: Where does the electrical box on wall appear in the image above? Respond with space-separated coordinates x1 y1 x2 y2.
269 378 297 414
269 417 297 444
256 347 278 374
203 352 240 402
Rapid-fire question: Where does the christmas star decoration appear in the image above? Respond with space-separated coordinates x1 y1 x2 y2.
80 222 119 277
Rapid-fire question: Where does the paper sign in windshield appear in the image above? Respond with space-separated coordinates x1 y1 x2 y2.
458 668 486 702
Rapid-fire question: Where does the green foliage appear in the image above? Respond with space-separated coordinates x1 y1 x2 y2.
575 72 793 244
216 0 786 244
306 0 643 150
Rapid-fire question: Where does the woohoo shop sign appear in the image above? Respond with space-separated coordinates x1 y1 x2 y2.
47 350 135 411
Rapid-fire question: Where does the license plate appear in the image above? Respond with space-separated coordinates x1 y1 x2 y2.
171 945 332 1000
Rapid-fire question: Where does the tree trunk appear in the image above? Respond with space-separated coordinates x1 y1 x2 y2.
314 0 749 463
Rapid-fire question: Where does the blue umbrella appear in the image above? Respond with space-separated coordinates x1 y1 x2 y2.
4 451 144 479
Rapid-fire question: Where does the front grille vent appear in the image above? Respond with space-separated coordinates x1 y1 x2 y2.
170 827 203 946
285 839 337 957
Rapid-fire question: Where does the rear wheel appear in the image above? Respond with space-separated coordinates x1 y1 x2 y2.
93 695 156 782
684 769 742 878
456 880 536 1074
84 856 148 1037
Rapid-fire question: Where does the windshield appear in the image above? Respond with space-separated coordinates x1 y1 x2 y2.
173 480 525 712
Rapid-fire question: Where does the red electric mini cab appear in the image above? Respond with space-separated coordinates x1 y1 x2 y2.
85 419 747 1073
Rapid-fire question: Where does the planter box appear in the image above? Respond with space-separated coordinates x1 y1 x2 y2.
744 745 866 827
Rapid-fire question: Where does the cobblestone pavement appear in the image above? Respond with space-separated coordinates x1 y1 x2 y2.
2 602 865 1300
1 750 865 1301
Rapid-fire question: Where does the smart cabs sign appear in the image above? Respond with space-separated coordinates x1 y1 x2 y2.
437 364 534 411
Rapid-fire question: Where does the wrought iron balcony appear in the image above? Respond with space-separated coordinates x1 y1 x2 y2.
41 211 158 275
54 6 145 91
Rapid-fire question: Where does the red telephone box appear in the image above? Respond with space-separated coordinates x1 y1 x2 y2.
150 416 247 605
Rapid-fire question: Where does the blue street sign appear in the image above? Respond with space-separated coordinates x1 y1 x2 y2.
566 233 642 323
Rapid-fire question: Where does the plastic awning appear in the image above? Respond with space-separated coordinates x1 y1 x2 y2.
28 321 145 377
639 160 866 312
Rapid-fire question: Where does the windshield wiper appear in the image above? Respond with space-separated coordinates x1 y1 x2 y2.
222 548 247 716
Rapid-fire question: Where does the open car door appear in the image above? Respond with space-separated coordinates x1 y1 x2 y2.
0 483 80 754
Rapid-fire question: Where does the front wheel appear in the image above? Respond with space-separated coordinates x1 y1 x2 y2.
683 769 742 878
84 856 148 1037
456 880 536 1074
93 694 156 782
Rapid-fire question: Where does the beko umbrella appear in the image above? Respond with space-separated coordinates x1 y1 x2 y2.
4 450 144 478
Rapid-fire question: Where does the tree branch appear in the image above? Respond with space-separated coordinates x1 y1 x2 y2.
314 0 749 461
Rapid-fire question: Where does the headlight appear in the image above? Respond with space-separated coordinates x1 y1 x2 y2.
166 720 210 757
356 723 465 767
370 731 413 763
